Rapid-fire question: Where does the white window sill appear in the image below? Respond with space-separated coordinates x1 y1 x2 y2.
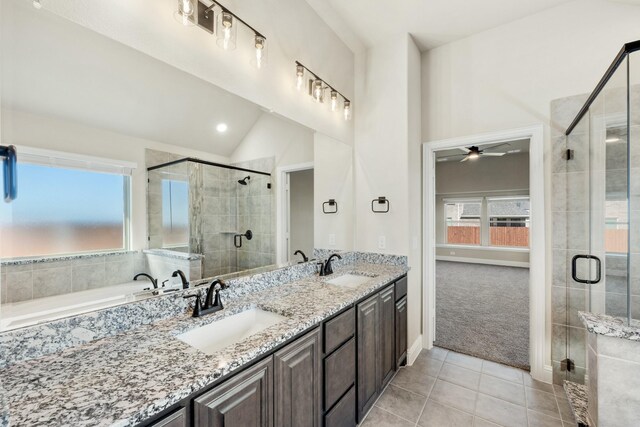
436 244 530 253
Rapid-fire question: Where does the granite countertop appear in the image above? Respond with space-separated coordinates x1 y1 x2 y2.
579 311 640 341
0 262 407 426
564 381 590 426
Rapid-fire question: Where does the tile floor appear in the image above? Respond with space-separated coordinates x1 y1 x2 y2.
361 347 576 427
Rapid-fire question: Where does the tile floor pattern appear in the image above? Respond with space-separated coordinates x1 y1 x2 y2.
361 347 576 427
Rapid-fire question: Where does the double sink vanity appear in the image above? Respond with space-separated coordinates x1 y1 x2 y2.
0 252 409 427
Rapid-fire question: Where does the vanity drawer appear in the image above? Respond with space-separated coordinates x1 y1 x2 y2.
324 338 356 410
324 386 356 427
395 276 407 301
324 307 355 354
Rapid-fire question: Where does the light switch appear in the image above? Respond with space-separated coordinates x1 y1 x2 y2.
378 235 386 249
328 234 336 246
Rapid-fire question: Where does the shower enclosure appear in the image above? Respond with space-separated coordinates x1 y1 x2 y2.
147 158 274 278
553 41 640 384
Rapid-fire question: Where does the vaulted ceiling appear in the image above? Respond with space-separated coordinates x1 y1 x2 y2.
308 0 573 51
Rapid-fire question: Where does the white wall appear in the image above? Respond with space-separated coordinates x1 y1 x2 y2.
422 0 640 369
1 109 228 250
314 133 354 251
230 113 314 168
289 169 314 260
34 0 355 145
354 34 423 354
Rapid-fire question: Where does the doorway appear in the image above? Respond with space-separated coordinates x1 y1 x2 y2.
423 125 548 381
278 164 314 263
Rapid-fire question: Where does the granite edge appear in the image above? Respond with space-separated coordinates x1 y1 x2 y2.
579 311 640 341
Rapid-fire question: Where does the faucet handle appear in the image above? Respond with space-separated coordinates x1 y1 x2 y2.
183 291 203 317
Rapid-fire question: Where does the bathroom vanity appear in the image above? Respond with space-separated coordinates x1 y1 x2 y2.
0 253 409 427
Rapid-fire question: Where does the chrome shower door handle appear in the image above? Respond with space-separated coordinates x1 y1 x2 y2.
571 254 601 284
0 145 17 202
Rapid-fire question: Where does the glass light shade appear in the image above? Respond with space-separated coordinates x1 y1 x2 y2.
251 35 268 69
296 65 305 91
312 79 324 103
330 91 338 112
216 12 237 50
343 100 352 120
174 0 196 26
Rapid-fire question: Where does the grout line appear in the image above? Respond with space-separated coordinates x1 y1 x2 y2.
372 405 418 425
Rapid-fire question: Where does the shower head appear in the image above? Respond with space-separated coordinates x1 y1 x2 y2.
238 176 251 185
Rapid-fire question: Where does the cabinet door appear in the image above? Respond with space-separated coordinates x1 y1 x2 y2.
194 356 273 427
395 296 408 368
150 408 187 427
274 328 322 427
357 293 380 422
378 285 396 389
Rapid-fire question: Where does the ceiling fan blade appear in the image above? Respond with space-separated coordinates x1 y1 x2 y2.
482 152 506 156
460 156 469 162
482 142 511 151
458 147 471 153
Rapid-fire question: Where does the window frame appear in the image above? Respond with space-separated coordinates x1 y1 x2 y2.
486 196 530 248
2 146 135 258
443 197 483 246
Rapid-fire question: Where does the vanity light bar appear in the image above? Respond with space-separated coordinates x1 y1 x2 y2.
175 0 267 69
295 61 352 121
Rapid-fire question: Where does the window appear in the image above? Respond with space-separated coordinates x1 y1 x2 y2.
0 148 133 258
605 200 628 253
162 179 189 247
444 199 481 245
488 197 530 248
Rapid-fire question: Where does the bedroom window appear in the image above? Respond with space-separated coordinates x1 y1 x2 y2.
444 199 482 245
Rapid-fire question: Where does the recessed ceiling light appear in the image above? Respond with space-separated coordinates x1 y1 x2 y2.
216 123 228 133
436 158 448 162
507 149 521 154
605 137 620 143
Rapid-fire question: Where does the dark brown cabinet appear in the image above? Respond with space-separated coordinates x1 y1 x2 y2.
379 285 396 390
395 296 408 368
274 328 322 427
193 357 273 427
356 293 380 421
150 408 188 427
145 275 407 427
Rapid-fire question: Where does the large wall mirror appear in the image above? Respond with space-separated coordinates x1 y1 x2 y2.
0 0 354 331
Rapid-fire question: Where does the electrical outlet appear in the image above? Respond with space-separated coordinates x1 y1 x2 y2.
328 234 336 246
450 251 456 255
378 235 386 249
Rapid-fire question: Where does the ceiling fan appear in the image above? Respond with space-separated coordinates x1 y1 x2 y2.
451 143 511 162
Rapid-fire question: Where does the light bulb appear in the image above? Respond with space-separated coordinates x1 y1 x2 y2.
296 65 305 91
33 0 42 9
330 91 338 112
174 0 195 26
468 152 479 160
312 79 324 103
222 13 232 50
216 12 237 50
254 36 266 69
343 100 352 121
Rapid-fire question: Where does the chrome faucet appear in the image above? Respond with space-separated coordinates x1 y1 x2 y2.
133 273 158 289
319 253 342 276
183 279 228 317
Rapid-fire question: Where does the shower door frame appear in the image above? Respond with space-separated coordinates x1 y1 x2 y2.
422 124 549 382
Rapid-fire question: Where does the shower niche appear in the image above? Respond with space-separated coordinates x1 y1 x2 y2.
147 155 275 279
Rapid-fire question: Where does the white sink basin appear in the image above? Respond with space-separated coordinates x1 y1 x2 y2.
177 308 287 355
325 274 374 288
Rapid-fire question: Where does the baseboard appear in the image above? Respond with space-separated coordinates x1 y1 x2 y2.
534 364 553 384
436 256 529 268
407 334 423 366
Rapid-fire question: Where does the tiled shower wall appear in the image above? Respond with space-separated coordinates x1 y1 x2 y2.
0 251 146 304
231 157 276 272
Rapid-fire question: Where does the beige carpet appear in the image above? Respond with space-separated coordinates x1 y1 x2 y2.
434 260 530 370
